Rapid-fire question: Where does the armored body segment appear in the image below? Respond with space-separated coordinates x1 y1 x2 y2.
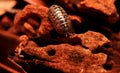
48 5 73 37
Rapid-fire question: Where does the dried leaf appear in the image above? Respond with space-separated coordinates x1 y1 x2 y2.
0 0 17 16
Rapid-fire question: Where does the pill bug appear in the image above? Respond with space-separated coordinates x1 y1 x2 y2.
48 4 73 37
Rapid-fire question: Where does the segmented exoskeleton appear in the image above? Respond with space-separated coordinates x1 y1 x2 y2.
48 4 73 37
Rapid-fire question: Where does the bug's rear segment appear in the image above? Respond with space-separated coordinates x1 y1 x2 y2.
48 4 74 37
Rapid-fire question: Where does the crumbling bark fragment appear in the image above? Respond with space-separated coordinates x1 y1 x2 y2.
56 31 110 51
22 44 107 73
8 4 50 38
55 0 119 24
74 31 110 50
13 30 111 73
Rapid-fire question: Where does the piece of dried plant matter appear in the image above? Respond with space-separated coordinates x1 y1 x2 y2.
56 31 110 50
55 0 119 24
13 31 111 72
22 44 108 73
8 4 49 36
